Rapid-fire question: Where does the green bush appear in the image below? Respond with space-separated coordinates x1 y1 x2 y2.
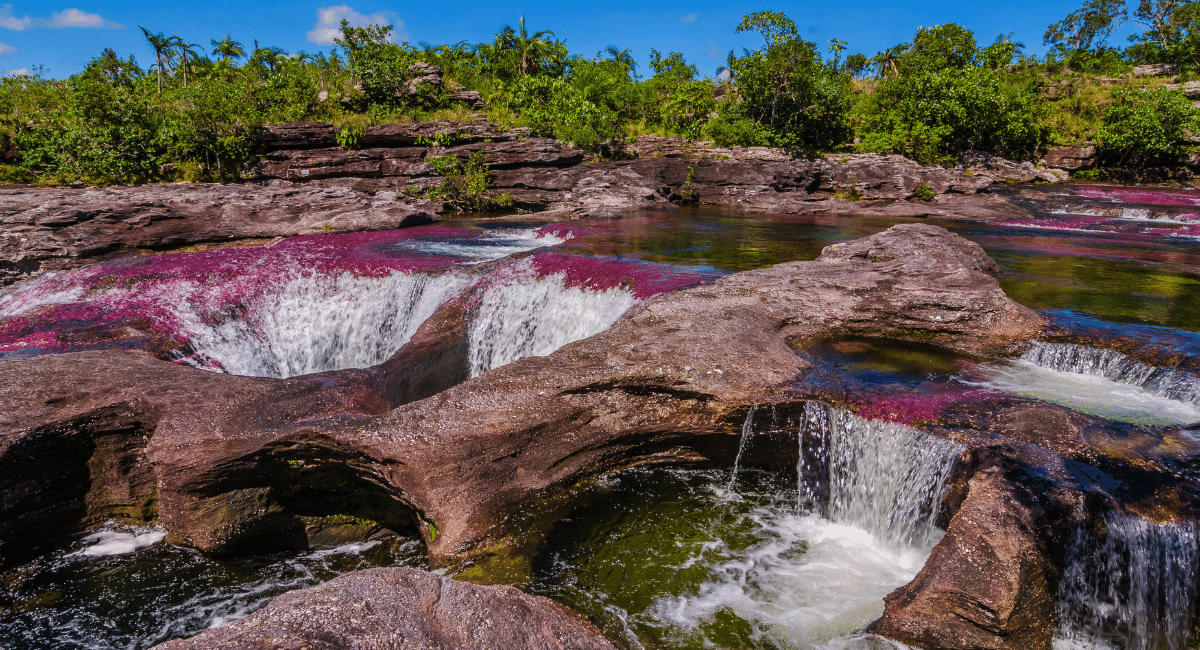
425 150 511 212
499 75 619 150
856 67 1047 164
1095 88 1200 165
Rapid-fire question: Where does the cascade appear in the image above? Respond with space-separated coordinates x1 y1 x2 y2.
180 270 468 377
1022 342 1200 407
796 402 963 550
1056 512 1200 650
726 404 761 491
964 342 1200 426
467 259 637 377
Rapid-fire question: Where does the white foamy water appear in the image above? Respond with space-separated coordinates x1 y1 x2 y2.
70 523 166 557
964 343 1200 426
467 258 635 377
650 510 933 649
650 405 960 648
1055 513 1200 650
181 270 469 378
399 228 569 262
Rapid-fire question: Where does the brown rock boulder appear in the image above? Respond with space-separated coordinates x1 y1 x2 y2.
1043 145 1097 171
153 567 617 650
868 467 1057 650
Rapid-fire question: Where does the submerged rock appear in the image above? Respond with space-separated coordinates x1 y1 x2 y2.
153 567 617 650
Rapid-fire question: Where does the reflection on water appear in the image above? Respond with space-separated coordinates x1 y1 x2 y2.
0 523 425 650
462 207 1200 333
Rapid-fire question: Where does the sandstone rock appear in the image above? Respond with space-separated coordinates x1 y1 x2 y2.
258 122 337 149
1133 63 1177 76
1043 145 1097 171
868 468 1057 650
1163 80 1200 98
960 150 1067 183
132 225 1044 574
449 89 484 106
153 567 617 650
0 184 439 285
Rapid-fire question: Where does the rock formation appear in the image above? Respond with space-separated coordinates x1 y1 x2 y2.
153 567 618 650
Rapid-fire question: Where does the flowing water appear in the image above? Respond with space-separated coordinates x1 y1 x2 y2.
2 194 1200 648
466 257 637 377
533 405 961 650
962 341 1200 426
0 522 425 650
1055 513 1200 650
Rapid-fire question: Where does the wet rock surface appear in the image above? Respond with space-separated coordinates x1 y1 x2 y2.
153 567 618 650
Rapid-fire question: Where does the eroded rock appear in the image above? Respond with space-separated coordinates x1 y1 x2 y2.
0 184 439 285
153 567 617 650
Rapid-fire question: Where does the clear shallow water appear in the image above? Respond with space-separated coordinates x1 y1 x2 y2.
532 469 935 650
481 206 1200 332
0 522 425 650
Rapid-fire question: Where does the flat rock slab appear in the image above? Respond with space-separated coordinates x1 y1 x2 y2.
0 183 440 285
153 567 617 650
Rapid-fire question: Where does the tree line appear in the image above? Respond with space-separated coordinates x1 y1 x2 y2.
1 2 1197 185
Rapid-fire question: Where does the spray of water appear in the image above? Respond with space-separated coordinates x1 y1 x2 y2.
467 258 636 377
180 270 469 377
964 342 1200 426
1056 512 1200 650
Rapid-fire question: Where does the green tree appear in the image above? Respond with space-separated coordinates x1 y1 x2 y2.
729 12 850 151
210 35 246 61
140 27 179 93
1044 0 1128 56
1095 88 1200 164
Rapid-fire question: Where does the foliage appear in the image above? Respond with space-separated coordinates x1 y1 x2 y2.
425 150 511 211
857 66 1047 163
5 8 1200 187
730 14 851 152
499 75 618 150
1095 87 1200 163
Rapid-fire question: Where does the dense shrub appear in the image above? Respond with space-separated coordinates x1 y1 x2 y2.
1095 88 1200 164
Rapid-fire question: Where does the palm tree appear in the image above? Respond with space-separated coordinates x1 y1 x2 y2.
873 44 906 78
140 26 178 93
604 45 637 79
210 34 245 62
174 36 205 87
499 16 555 75
715 49 736 82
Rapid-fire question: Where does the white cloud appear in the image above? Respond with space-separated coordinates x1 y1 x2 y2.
4 67 27 76
47 8 123 29
0 41 13 55
0 5 30 30
0 4 123 30
307 5 403 45
681 13 697 22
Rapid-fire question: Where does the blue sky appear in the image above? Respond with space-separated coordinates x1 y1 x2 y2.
2 1 1143 79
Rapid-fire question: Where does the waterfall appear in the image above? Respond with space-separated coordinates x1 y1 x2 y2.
181 270 469 378
1056 512 1200 650
726 405 761 491
795 403 963 551
1022 342 1200 408
964 342 1200 426
467 259 636 377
